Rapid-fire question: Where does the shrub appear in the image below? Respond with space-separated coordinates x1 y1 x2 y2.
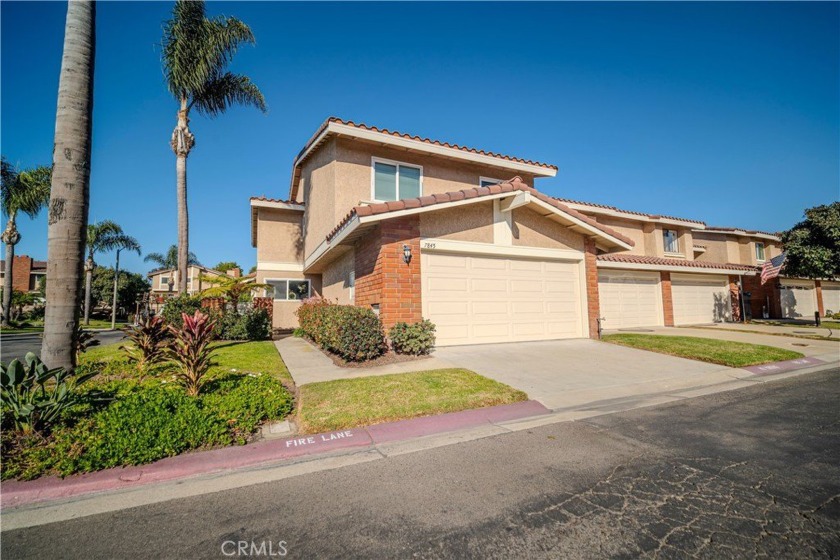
165 311 218 396
121 315 168 373
160 294 203 329
0 353 98 434
202 373 294 443
217 308 271 341
296 299 386 362
389 320 436 355
831 311 840 320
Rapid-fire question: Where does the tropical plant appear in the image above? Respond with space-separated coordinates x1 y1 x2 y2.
83 221 140 325
162 0 266 294
780 202 840 280
165 310 218 396
1 157 51 328
144 244 201 271
75 326 100 361
42 1 96 371
121 315 169 374
199 274 268 312
0 352 98 434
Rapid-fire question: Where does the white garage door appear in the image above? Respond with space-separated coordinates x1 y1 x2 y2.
598 270 662 330
671 273 731 326
780 279 818 319
822 282 840 316
421 252 584 346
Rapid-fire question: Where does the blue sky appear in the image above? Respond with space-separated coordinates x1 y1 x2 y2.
2 1 838 274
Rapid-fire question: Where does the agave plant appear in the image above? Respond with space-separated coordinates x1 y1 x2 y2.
121 315 168 374
0 352 98 434
165 310 218 396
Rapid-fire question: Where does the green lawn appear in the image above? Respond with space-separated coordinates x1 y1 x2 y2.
817 321 840 330
1 319 127 333
82 339 293 385
602 334 804 368
297 369 527 434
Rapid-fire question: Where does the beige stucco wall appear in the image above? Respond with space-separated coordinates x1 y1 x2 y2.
692 233 731 263
692 233 782 265
256 208 304 264
512 207 585 251
300 138 337 257
321 249 355 304
148 266 223 295
586 216 647 255
419 202 494 243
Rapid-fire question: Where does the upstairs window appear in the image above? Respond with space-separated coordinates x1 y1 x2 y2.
373 159 421 201
755 242 766 262
160 276 170 288
663 229 680 254
480 177 503 188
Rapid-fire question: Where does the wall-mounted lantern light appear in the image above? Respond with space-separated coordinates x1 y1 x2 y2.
402 244 412 265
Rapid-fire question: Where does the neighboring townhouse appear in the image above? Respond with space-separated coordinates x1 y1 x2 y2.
251 118 836 345
147 265 232 302
0 255 47 293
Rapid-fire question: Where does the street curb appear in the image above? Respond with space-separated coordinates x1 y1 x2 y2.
0 399 549 510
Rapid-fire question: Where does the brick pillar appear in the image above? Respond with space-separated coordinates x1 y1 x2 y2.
12 255 33 292
584 238 600 339
660 271 674 327
354 217 422 330
815 280 825 317
728 275 741 322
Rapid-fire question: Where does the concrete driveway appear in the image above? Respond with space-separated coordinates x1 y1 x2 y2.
433 339 737 411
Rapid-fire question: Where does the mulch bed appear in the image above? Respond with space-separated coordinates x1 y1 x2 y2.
301 336 432 369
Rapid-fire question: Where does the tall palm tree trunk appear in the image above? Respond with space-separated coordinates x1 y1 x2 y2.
1 216 19 327
42 0 96 370
83 257 94 325
171 100 194 295
111 248 120 329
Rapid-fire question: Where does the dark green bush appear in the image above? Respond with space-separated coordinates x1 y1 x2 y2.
202 373 293 443
296 299 385 362
218 308 271 341
389 320 437 355
160 294 203 329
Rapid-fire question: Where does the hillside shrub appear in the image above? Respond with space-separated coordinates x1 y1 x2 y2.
296 299 386 362
389 320 436 355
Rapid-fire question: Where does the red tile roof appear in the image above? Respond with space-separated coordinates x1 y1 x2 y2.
554 196 706 226
250 196 304 205
703 226 780 238
597 253 757 272
299 117 558 171
326 176 635 248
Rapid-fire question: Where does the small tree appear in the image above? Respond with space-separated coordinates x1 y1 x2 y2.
780 202 840 280
91 266 150 319
144 244 201 271
165 310 218 396
199 274 268 313
84 221 141 325
213 261 240 274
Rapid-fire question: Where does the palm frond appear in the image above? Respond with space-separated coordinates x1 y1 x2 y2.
1 158 51 219
191 72 266 117
143 245 201 270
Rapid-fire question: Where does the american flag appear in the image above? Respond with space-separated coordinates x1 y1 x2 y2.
760 252 786 285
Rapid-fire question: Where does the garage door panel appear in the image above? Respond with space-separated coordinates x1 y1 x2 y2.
598 271 662 329
780 280 818 318
671 274 730 325
423 252 583 346
823 283 840 315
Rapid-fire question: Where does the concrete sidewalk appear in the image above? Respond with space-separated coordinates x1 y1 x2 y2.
276 336 457 385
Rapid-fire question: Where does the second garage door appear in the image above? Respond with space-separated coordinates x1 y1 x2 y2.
671 273 731 325
780 279 818 319
598 270 663 330
421 252 584 346
820 281 840 317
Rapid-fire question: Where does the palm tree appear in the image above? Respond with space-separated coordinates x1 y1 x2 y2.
144 244 200 271
1 157 51 327
83 221 140 325
162 0 266 294
42 0 96 371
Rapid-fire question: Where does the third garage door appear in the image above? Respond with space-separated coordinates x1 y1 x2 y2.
671 273 731 325
598 270 662 330
822 281 840 316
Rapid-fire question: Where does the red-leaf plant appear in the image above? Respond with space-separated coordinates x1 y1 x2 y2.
121 315 169 376
165 310 218 396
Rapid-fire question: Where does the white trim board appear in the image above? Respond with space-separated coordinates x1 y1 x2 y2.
257 262 305 272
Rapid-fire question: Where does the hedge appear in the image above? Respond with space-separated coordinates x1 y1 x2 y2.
296 298 386 362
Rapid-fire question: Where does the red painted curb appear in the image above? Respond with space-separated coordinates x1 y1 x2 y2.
1 400 548 510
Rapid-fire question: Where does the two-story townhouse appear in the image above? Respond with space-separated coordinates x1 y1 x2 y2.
1 255 47 294
251 118 836 345
148 265 231 302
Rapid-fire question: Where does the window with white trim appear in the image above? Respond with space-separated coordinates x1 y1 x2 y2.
755 242 765 262
663 229 679 254
372 159 421 201
160 276 170 288
266 279 311 301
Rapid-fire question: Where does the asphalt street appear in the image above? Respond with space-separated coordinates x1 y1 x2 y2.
2 368 839 559
0 330 125 363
